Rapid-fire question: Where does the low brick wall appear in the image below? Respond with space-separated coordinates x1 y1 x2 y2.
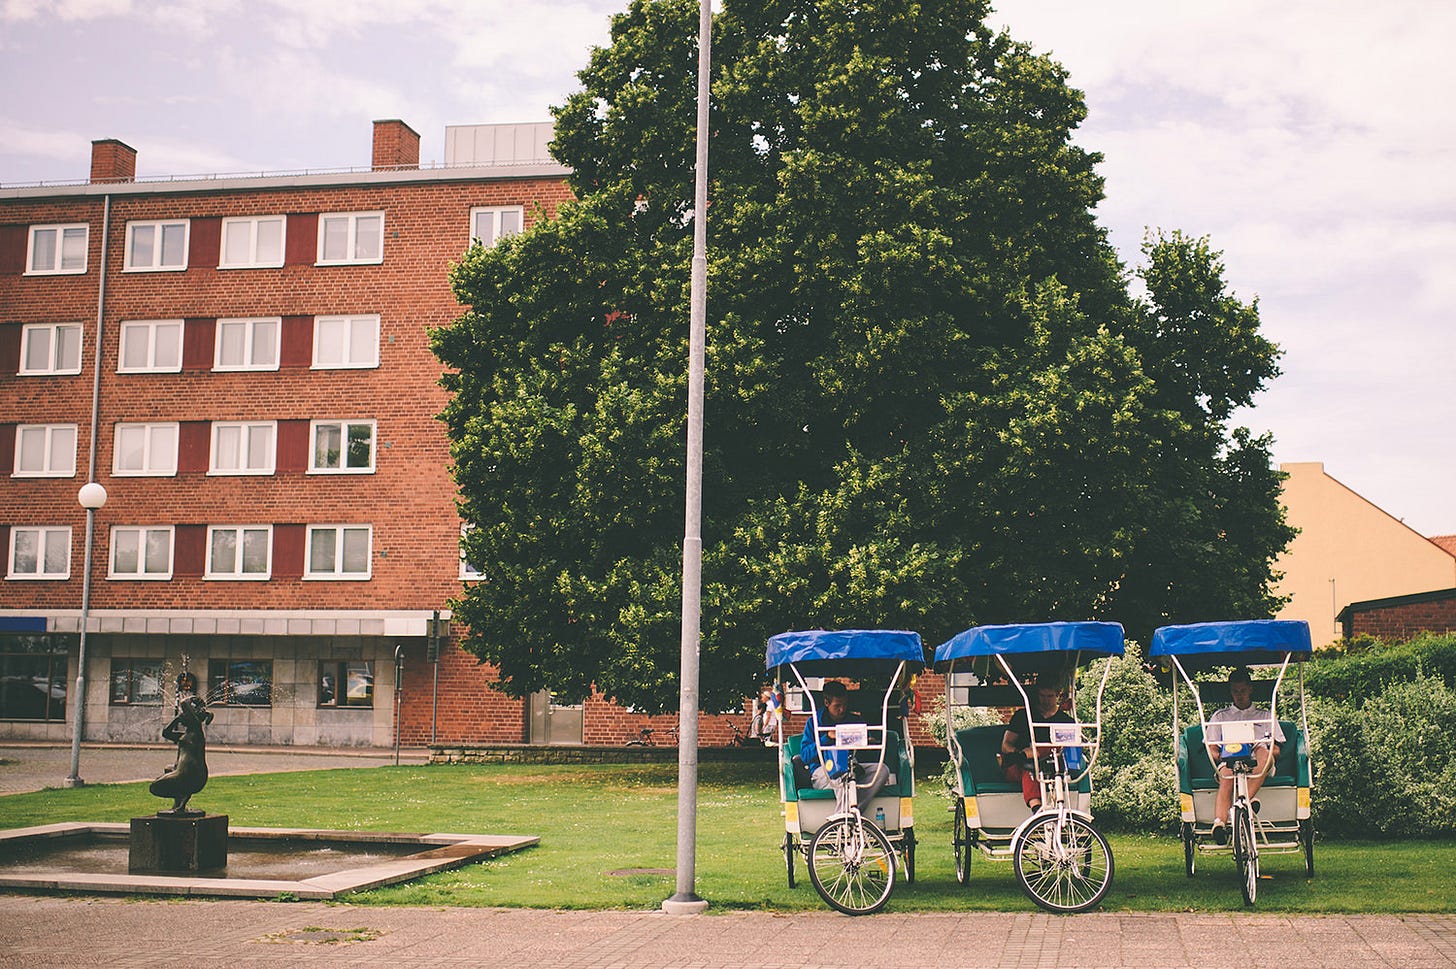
429 743 949 773
429 744 778 766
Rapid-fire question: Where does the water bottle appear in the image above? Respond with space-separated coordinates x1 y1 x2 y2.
874 806 886 828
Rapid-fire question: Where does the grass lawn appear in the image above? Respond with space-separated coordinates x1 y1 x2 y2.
1 761 1451 913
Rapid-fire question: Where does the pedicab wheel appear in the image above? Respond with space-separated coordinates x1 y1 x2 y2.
1011 814 1114 914
1233 804 1258 905
807 816 896 915
1181 821 1196 877
902 826 916 884
953 799 972 885
1300 818 1314 877
783 831 797 888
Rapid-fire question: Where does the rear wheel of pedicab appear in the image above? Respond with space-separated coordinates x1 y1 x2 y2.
953 799 972 886
1300 818 1315 877
807 816 896 915
1181 821 1196 877
783 831 797 888
1012 814 1114 914
1233 803 1258 905
902 826 916 884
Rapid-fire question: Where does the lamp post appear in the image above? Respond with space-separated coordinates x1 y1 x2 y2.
663 0 712 916
64 481 107 788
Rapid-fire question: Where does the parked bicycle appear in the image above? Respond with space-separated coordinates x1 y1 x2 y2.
625 724 679 747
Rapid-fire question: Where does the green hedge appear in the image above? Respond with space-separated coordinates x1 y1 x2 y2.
1303 634 1456 702
918 635 1456 838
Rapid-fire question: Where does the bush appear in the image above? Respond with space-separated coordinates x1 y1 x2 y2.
1307 673 1456 838
1305 634 1456 702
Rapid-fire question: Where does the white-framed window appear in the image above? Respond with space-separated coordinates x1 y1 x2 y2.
13 424 78 477
317 211 383 265
210 421 276 475
219 215 286 269
112 422 179 476
19 323 83 375
7 527 71 580
470 206 524 248
124 219 189 271
205 525 272 580
310 420 375 473
460 524 484 580
26 224 88 275
214 317 280 371
305 524 372 580
108 525 174 580
312 314 380 369
117 320 184 373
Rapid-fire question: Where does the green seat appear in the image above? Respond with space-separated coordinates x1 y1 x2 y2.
783 729 912 801
1180 721 1302 791
954 725 1020 795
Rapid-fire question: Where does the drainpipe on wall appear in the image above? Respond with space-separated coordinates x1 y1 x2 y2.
65 193 111 787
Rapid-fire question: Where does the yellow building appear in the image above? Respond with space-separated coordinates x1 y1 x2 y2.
1273 462 1456 647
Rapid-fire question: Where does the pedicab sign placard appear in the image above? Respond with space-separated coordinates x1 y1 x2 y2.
828 722 869 748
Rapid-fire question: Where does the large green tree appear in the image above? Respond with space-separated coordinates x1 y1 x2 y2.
433 0 1294 712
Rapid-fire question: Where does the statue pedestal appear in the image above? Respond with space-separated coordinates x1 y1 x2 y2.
129 813 229 873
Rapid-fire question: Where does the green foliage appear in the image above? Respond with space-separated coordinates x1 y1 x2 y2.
1077 642 1180 831
1306 674 1456 838
1305 634 1456 702
435 0 1293 711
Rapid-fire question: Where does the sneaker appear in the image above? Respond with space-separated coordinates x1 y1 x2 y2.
1211 822 1228 845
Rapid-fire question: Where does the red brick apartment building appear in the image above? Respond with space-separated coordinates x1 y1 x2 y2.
0 119 717 749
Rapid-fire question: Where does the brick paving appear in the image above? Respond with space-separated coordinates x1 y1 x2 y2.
0 898 1452 969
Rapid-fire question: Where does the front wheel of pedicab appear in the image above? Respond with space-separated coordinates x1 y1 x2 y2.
1012 813 1114 914
1234 804 1258 906
807 815 896 915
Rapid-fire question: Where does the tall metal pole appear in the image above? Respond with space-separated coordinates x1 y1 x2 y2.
663 0 711 916
66 485 106 787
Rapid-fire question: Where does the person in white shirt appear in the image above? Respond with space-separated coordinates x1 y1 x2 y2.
1205 667 1284 844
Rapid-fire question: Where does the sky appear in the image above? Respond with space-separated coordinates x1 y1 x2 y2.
2 1 1453 536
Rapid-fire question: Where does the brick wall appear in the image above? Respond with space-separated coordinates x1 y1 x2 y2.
1344 595 1456 640
0 176 573 615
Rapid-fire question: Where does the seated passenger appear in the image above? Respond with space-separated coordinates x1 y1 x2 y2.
1000 679 1073 812
1206 666 1284 844
800 680 891 811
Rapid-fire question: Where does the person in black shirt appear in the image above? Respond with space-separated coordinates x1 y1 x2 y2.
1000 680 1074 811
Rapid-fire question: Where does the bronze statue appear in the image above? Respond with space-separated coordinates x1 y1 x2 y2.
150 695 213 815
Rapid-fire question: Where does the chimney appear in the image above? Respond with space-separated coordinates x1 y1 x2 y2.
90 139 137 183
372 119 420 171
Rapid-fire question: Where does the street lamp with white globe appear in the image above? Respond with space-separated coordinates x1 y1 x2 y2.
64 481 107 788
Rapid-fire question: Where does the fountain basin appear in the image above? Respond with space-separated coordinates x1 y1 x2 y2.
0 822 537 899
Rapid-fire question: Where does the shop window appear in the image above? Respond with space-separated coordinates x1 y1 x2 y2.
318 660 373 708
207 659 272 706
110 657 165 704
0 634 72 721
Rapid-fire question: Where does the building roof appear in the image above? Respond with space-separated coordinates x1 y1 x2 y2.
1431 535 1456 557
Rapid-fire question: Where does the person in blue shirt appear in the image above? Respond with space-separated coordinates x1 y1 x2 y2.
800 680 891 812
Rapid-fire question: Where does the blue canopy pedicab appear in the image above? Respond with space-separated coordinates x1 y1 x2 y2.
768 629 924 915
934 622 1124 913
1149 620 1315 905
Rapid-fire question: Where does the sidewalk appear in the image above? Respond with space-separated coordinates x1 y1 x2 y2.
0 896 1453 968
0 743 428 795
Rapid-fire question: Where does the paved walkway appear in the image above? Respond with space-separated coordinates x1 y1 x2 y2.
2 747 1454 967
0 742 428 795
0 897 1452 968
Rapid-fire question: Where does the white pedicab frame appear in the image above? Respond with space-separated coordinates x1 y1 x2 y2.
768 629 924 915
1149 619 1315 906
934 621 1124 913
